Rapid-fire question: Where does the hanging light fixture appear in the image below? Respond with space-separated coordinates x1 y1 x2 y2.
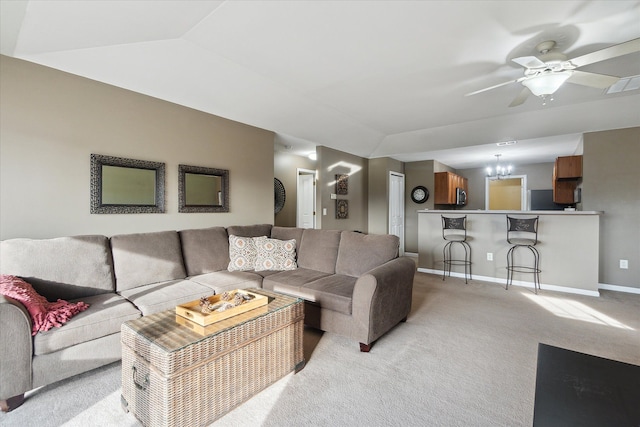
486 154 512 179
522 70 573 105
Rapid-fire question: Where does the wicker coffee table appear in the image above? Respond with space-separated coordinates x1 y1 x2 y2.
120 289 305 427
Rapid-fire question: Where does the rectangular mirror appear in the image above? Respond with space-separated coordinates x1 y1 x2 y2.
179 164 229 213
90 154 165 214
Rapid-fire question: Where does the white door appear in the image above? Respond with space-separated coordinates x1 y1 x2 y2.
389 172 405 255
297 170 316 229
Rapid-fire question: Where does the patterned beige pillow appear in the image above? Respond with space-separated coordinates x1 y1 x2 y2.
254 237 297 271
228 235 260 271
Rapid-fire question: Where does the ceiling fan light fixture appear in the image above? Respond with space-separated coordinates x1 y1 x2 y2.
522 71 573 96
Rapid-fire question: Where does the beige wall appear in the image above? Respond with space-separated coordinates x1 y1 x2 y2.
583 127 640 288
368 157 404 235
273 150 317 227
0 55 275 240
316 146 368 232
404 160 435 253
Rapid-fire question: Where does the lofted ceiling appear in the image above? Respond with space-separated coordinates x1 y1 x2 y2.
1 0 639 169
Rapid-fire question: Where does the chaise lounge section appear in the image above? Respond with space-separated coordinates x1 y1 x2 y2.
0 224 415 411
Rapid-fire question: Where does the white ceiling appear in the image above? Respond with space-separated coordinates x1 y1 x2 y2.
2 1 639 169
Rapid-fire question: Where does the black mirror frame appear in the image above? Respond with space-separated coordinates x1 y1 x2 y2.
178 164 230 213
90 154 165 214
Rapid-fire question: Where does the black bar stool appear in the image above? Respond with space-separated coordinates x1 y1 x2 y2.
441 215 472 283
506 215 540 293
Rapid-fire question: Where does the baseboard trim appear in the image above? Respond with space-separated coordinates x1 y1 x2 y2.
416 268 601 297
598 283 640 295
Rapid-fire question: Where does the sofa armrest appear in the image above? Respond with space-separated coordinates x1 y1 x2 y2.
351 256 416 344
0 295 33 400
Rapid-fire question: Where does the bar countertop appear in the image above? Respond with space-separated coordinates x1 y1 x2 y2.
417 209 603 215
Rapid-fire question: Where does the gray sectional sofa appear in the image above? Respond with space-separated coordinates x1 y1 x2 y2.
0 224 415 411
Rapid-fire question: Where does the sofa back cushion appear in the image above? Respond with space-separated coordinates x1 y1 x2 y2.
179 227 229 276
297 229 341 274
226 224 272 238
271 226 304 247
335 231 399 277
0 235 115 301
110 230 186 292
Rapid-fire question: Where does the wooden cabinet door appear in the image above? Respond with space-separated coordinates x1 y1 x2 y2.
434 172 467 205
556 155 582 178
434 172 453 204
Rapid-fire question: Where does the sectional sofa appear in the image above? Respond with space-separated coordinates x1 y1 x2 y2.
0 224 415 411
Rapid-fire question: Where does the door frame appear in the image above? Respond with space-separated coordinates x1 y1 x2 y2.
485 174 528 210
389 172 405 255
297 168 317 229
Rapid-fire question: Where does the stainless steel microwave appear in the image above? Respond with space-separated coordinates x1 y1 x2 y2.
456 188 467 205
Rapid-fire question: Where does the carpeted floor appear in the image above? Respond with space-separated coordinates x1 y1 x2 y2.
2 272 639 426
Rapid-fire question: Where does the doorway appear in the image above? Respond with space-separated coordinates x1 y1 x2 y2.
297 168 316 229
485 175 527 210
389 172 405 255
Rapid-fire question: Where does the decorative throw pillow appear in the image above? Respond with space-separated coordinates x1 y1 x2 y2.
0 274 90 336
228 235 260 271
254 237 297 271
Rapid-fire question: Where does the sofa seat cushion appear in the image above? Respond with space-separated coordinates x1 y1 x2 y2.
262 268 331 293
33 293 140 356
253 270 280 278
118 279 212 315
188 271 262 293
298 275 357 315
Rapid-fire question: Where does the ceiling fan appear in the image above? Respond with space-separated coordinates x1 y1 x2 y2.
466 38 640 107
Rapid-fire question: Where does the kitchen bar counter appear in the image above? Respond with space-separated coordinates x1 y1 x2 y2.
417 210 603 295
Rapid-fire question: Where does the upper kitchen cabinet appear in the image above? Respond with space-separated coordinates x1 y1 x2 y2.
553 155 582 204
555 155 582 179
434 171 468 205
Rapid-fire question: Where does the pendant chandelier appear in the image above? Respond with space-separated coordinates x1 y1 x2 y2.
486 154 512 179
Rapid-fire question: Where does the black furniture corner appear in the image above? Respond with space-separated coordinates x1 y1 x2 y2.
533 343 640 427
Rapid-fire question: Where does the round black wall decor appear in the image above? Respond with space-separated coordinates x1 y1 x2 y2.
274 178 286 214
411 185 429 204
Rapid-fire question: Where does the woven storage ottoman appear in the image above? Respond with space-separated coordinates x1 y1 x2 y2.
121 289 304 427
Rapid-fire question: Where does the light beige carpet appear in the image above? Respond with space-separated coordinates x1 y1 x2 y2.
2 272 639 426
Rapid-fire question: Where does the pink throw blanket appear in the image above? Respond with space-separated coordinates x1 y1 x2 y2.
0 274 90 336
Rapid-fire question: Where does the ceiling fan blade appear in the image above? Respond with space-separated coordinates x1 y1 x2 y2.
509 87 530 107
465 78 524 96
569 38 640 68
512 56 546 69
566 70 620 89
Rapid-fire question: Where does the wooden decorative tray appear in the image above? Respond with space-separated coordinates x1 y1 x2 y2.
176 290 268 327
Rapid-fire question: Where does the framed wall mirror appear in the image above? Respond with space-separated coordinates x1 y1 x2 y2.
178 164 229 213
90 154 165 214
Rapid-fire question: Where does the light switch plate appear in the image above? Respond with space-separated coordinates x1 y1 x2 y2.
620 259 629 269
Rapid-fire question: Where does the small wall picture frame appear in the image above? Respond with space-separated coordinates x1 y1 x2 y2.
335 174 348 195
336 199 348 219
